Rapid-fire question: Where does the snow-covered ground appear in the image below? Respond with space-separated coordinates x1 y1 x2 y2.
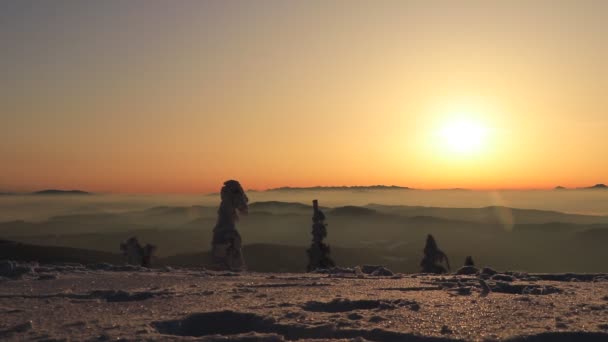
1 263 607 341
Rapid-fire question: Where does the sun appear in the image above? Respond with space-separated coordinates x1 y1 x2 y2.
439 119 488 154
424 97 496 160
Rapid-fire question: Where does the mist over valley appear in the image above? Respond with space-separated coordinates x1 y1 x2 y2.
2 188 607 273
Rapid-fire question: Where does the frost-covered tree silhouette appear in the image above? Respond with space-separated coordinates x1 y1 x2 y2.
120 237 157 268
211 180 249 271
420 234 450 274
306 200 335 271
464 256 475 267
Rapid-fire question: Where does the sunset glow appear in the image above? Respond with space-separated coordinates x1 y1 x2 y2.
1 1 606 193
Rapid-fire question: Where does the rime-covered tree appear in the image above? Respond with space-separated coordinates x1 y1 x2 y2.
211 180 249 271
307 200 335 271
420 234 450 274
120 237 157 268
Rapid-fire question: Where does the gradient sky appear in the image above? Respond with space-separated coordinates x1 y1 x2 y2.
1 1 607 193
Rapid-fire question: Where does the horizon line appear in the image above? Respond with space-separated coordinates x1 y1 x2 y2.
2 183 606 195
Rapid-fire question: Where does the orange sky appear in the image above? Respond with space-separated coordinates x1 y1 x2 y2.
1 1 607 193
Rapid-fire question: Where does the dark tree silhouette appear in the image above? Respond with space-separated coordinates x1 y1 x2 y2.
307 200 335 271
120 237 157 268
420 234 450 274
211 180 249 271
464 256 475 267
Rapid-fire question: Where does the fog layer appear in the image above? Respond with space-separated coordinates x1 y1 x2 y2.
2 189 608 222
1 189 607 273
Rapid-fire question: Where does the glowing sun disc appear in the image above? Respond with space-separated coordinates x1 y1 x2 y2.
439 119 488 154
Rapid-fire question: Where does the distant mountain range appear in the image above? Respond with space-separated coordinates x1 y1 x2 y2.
585 184 608 189
555 184 607 190
32 189 91 195
262 184 607 192
1 189 92 195
265 185 413 192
